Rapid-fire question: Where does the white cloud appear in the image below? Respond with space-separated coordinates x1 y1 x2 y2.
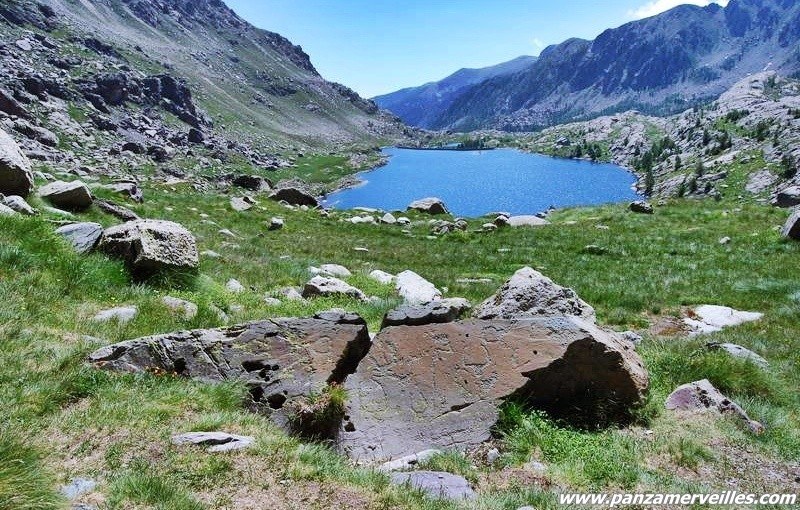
531 37 546 53
628 0 729 19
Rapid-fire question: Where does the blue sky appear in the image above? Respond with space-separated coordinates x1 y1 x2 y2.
224 0 728 98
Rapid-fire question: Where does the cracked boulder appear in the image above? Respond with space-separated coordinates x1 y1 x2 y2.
89 310 371 427
473 266 595 322
98 219 199 276
339 317 648 461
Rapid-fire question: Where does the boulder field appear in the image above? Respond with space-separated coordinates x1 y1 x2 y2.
89 268 649 463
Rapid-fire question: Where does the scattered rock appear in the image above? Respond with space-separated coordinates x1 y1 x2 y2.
666 379 764 433
781 209 800 240
482 223 497 232
380 212 397 224
745 169 777 194
92 306 138 324
389 471 475 501
38 180 93 211
270 187 318 207
407 197 449 215
279 287 304 301
473 267 595 322
226 279 245 293
340 317 648 460
89 312 372 429
369 269 395 285
268 217 284 230
98 219 199 276
395 270 442 304
2 195 36 215
55 222 103 254
162 296 198 320
314 264 352 278
102 181 143 203
380 298 471 329
0 128 34 197
230 196 253 212
302 276 367 301
629 200 654 214
61 478 97 501
95 198 140 221
0 203 16 215
683 305 763 336
621 330 644 345
507 215 549 227
719 236 731 245
378 449 441 472
171 432 254 453
264 297 281 307
707 342 768 368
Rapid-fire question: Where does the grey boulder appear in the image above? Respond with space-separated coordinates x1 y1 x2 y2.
38 180 93 211
55 222 104 254
629 200 654 214
473 266 595 322
302 276 367 301
408 197 449 215
772 185 800 208
395 270 442 304
0 128 34 197
98 219 199 276
381 298 470 329
2 195 36 215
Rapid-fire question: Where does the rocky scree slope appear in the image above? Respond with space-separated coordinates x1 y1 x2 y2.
395 0 800 131
0 0 413 161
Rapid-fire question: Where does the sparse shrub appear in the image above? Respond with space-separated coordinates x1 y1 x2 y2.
290 384 348 440
668 438 715 470
0 432 61 510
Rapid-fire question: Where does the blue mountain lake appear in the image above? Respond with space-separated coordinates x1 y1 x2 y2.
324 147 640 217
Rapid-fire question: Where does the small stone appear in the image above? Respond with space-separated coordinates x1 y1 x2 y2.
230 196 253 212
302 276 367 301
61 478 96 501
218 229 237 238
378 449 441 472
38 180 93 211
390 471 475 501
369 270 395 285
407 197 449 215
279 287 304 301
92 306 138 324
380 212 397 224
171 432 254 453
707 342 768 368
226 279 245 293
486 448 501 464
268 217 284 231
202 250 221 259
719 236 731 245
395 270 442 305
162 296 198 320
264 297 281 306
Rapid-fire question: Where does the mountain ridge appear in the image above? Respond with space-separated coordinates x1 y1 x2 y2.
378 0 800 132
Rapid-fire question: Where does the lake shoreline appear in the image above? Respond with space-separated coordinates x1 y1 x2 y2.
324 147 641 217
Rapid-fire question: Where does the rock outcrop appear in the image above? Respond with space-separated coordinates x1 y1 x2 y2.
781 209 800 240
98 219 199 276
90 311 372 422
339 317 648 460
473 267 595 321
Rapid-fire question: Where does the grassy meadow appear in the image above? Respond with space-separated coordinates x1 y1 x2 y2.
1 159 799 509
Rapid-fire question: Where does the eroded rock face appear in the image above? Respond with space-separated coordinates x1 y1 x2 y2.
339 317 648 461
380 299 470 329
89 311 372 419
98 219 199 276
0 128 34 197
781 209 800 240
473 267 595 321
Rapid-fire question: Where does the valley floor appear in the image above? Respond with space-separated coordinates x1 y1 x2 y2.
2 173 799 509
